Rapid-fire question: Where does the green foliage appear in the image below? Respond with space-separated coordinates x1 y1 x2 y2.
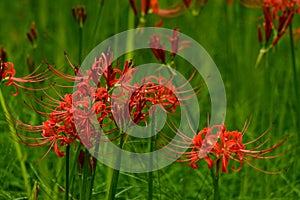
0 0 299 199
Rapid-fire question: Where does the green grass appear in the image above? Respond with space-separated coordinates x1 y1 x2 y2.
0 0 299 199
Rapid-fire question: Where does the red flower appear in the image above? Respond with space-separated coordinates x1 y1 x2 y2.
177 124 288 174
15 49 198 161
0 62 46 96
244 0 299 46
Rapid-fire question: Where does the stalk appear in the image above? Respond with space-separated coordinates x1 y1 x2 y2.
211 160 220 200
157 170 162 200
92 0 105 45
79 27 83 65
80 149 90 200
125 7 135 62
113 0 120 58
88 134 101 200
148 142 153 200
69 142 82 196
106 132 125 200
289 22 299 137
0 88 31 195
65 145 70 200
106 5 134 200
88 157 97 200
148 117 156 200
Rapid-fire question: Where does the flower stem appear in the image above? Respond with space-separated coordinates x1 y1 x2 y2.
107 132 125 200
212 160 220 200
125 6 135 62
148 140 154 200
148 118 156 200
88 136 101 200
65 145 70 200
88 157 97 200
92 0 104 46
0 88 31 195
69 143 82 196
79 27 83 65
80 149 90 200
289 22 299 137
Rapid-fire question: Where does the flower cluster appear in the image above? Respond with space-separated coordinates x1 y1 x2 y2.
178 124 288 173
242 0 300 47
15 49 192 159
258 0 299 46
2 27 286 174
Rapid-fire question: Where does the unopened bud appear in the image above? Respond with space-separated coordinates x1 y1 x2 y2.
30 22 38 40
72 5 87 28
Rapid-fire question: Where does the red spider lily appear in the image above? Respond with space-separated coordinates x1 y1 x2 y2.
243 0 300 46
128 77 180 124
17 86 111 159
16 51 173 158
0 62 52 96
242 0 300 65
110 69 203 139
14 53 112 158
110 75 180 127
15 48 199 160
176 123 288 174
17 94 78 158
17 119 70 159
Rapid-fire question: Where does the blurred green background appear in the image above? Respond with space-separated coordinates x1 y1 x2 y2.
0 0 299 199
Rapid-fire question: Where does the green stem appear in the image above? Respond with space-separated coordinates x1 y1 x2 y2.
125 7 135 62
107 132 125 200
148 139 154 200
92 0 104 45
79 27 83 65
113 0 120 57
69 142 82 196
148 117 156 200
289 22 299 135
0 88 31 195
212 160 220 200
88 136 101 200
80 149 90 200
105 6 134 200
88 157 97 200
157 170 162 200
65 145 70 200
